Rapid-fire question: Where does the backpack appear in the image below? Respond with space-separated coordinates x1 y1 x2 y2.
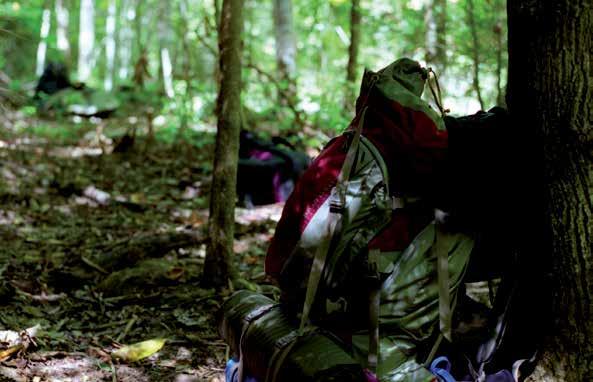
219 59 525 382
238 130 310 207
264 58 475 380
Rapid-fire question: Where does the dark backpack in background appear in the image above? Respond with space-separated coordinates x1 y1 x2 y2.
237 130 310 207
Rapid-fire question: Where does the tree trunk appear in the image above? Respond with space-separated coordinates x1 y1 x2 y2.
55 0 71 65
158 1 174 98
117 0 135 81
507 1 593 380
493 0 505 107
202 0 244 289
345 0 360 108
104 0 117 91
465 0 484 110
77 0 95 81
425 0 446 74
273 0 297 104
177 0 193 141
35 3 52 76
214 0 221 32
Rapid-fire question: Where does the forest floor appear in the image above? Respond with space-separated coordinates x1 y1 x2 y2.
0 109 282 381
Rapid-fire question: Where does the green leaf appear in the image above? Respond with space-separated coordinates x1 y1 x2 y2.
112 338 166 362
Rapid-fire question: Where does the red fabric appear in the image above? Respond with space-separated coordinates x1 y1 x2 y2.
368 208 433 252
362 91 448 195
265 135 349 278
265 89 449 280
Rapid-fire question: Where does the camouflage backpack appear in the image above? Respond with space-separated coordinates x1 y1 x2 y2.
262 58 475 380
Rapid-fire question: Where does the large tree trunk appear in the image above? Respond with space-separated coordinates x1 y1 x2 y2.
273 0 297 104
507 1 593 380
345 0 360 108
202 0 244 289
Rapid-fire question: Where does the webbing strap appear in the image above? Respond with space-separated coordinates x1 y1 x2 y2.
238 304 280 382
368 286 381 372
338 107 367 184
299 215 337 331
360 135 390 196
265 327 316 382
435 222 452 341
299 108 367 331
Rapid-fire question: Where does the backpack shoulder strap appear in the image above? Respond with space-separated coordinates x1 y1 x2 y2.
299 107 368 331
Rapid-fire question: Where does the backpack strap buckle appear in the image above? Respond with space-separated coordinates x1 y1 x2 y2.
391 197 406 210
329 185 346 214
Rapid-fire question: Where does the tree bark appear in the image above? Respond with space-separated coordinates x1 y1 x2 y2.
345 0 361 108
273 0 297 105
465 0 484 110
202 0 244 289
507 1 593 380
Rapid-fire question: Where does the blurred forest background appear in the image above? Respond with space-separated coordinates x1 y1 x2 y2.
0 0 508 381
1 0 506 140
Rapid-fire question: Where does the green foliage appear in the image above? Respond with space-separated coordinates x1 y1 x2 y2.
3 0 507 142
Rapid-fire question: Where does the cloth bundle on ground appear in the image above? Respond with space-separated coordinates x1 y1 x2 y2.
35 62 76 97
34 61 119 118
220 58 523 382
237 130 310 207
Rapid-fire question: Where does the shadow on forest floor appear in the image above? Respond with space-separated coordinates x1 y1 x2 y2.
0 110 281 381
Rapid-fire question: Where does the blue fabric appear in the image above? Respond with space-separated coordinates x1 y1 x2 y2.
429 356 457 382
225 359 240 382
430 355 516 382
225 359 259 382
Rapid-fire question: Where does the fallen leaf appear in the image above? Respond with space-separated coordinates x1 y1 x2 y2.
0 344 23 362
111 338 166 362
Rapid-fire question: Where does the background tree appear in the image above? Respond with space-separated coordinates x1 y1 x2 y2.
465 0 484 110
202 0 244 289
158 1 174 98
425 0 447 74
117 0 135 81
77 0 94 81
507 1 593 380
493 0 505 106
104 0 116 91
54 0 70 64
345 0 360 108
273 0 297 105
35 1 51 76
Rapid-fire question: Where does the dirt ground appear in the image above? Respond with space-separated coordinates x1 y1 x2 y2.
0 110 282 381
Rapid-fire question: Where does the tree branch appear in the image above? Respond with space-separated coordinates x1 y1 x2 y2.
245 61 305 128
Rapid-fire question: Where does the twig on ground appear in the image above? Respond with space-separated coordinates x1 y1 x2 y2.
115 316 137 344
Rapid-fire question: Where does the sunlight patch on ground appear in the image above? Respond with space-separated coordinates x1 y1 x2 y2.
234 203 284 225
48 146 103 158
0 352 150 382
